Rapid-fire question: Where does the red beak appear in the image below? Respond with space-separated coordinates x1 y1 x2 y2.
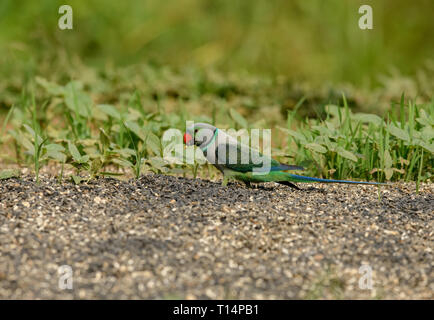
183 133 193 145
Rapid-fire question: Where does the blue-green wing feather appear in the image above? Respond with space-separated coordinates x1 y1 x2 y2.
215 143 303 173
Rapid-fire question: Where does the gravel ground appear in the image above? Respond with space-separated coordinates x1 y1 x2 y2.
0 174 432 299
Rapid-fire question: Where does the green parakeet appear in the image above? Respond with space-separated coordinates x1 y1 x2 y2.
183 123 382 189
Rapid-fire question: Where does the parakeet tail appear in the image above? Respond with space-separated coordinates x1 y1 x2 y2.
288 174 384 185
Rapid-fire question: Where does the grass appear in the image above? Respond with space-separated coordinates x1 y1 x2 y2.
304 266 346 300
280 94 433 185
0 64 432 186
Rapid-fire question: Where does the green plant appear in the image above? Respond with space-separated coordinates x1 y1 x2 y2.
278 94 433 184
1 68 432 186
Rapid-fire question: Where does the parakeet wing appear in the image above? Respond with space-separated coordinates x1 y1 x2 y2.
214 142 303 173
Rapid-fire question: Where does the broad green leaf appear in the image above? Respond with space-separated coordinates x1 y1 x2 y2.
44 151 66 162
80 139 99 147
68 142 82 162
83 144 101 158
420 126 434 141
80 155 90 163
414 140 434 153
126 109 142 122
71 175 84 185
148 156 167 169
146 132 161 155
325 120 337 131
23 124 35 136
416 117 431 127
168 168 186 175
352 113 383 125
112 158 133 168
19 135 35 153
229 108 248 128
64 81 92 118
44 144 65 152
111 147 136 158
416 110 434 126
124 121 146 141
305 143 327 154
336 147 358 162
384 168 394 180
0 169 20 180
311 125 334 137
23 124 43 145
36 77 65 95
388 124 410 142
325 105 340 118
97 104 121 120
322 137 337 152
277 127 307 144
384 150 393 168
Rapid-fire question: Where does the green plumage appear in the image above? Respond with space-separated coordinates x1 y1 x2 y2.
188 123 383 189
225 169 292 184
215 143 382 188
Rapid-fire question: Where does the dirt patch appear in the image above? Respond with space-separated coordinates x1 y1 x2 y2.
0 174 432 299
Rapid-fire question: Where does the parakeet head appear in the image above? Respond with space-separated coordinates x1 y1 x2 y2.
183 123 217 148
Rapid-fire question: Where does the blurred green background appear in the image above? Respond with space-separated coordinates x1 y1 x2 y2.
1 0 433 86
0 0 432 183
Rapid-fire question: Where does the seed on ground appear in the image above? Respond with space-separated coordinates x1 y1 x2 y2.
0 174 432 299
